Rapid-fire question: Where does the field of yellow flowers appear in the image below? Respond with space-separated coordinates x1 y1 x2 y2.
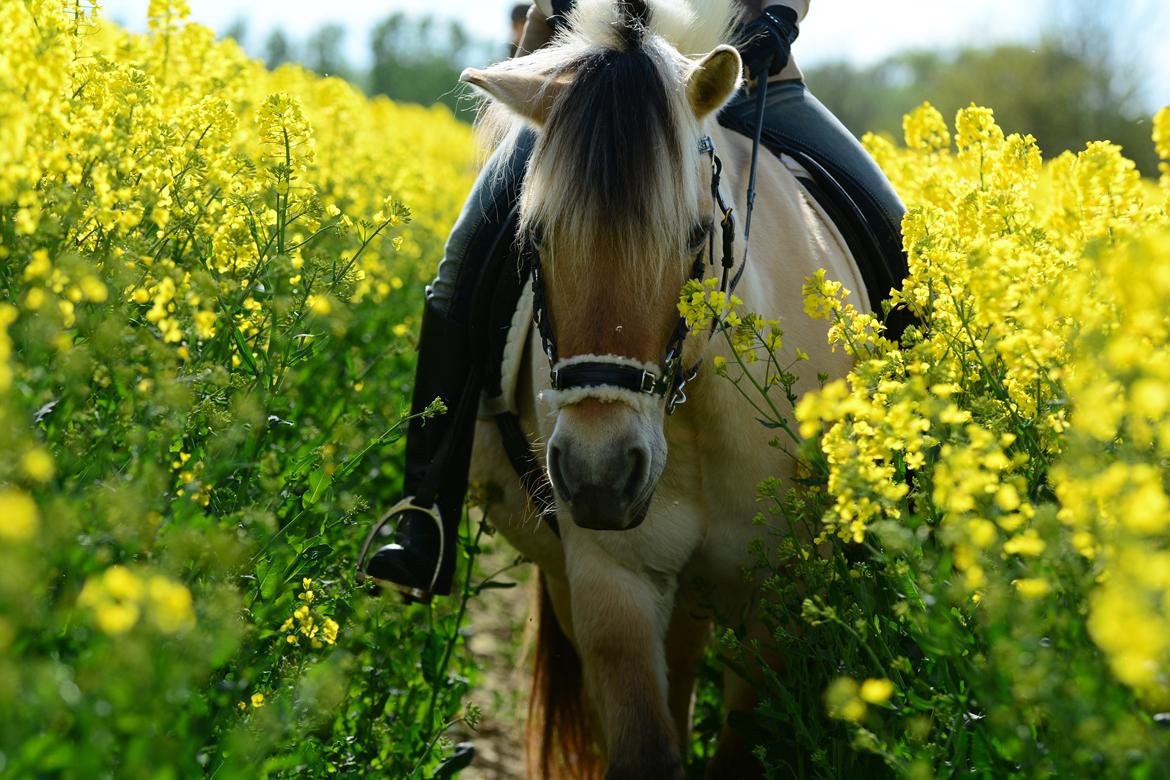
5 0 1170 778
1 1 486 776
707 104 1170 776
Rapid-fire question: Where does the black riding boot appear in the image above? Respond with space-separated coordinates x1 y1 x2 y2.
360 298 480 601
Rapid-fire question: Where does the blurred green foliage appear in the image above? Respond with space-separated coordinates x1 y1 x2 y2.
806 39 1160 177
0 4 486 776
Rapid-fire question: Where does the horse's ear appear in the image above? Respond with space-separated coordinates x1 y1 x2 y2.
461 67 567 126
685 45 742 119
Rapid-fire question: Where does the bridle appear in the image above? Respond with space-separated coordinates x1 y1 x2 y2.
523 132 742 414
505 75 770 542
524 59 774 417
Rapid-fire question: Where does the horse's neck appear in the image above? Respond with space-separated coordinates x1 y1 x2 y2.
706 120 868 316
683 121 867 419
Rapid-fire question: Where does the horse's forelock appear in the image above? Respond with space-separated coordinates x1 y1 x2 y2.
520 36 696 298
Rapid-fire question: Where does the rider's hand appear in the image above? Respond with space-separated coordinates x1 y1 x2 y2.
736 5 800 80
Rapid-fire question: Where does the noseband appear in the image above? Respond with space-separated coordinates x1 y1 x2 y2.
524 134 739 414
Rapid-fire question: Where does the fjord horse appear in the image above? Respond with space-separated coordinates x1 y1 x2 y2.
463 1 868 776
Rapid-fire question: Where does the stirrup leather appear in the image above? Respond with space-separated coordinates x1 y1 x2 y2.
356 497 446 600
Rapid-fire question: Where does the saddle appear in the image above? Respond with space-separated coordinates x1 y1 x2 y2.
471 119 913 532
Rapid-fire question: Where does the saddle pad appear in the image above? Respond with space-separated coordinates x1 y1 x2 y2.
479 272 534 419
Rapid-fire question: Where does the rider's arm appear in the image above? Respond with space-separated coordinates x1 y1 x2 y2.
772 1 807 81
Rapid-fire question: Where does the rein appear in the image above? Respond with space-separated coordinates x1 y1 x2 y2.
524 75 769 415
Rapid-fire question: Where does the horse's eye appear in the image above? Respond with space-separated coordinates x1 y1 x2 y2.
529 225 547 253
688 221 711 253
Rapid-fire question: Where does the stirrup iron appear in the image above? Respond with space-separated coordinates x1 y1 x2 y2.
356 497 446 601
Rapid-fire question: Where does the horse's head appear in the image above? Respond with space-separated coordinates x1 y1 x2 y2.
463 0 741 530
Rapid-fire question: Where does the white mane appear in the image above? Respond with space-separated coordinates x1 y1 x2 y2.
474 0 741 155
472 0 742 295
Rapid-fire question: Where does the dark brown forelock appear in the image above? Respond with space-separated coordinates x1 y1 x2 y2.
537 2 683 265
618 0 652 47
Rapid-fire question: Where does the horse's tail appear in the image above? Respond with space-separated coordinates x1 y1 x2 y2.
526 572 601 780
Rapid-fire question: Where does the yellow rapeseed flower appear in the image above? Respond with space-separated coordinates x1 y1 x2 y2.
95 601 141 635
903 101 950 153
1003 530 1046 557
0 489 40 541
1151 105 1169 209
825 677 866 722
322 618 339 645
23 250 51 281
79 275 108 302
859 678 894 705
102 565 145 602
20 449 55 482
1013 578 1052 599
794 103 1170 704
307 295 331 315
147 575 196 634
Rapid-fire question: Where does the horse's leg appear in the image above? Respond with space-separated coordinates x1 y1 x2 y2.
567 546 681 780
528 568 608 779
664 609 711 755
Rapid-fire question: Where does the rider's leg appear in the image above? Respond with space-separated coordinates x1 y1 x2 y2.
363 130 536 599
718 79 913 336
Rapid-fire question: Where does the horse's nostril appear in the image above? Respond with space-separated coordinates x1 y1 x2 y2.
548 442 572 499
622 445 649 502
549 433 655 530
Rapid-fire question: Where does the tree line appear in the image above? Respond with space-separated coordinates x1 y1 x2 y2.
224 15 496 122
223 5 1163 175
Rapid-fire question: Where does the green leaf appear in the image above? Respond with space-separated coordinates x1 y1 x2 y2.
232 323 260 377
302 465 331 507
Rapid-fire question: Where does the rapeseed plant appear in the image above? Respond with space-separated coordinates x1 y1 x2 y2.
0 1 481 776
710 102 1170 776
6 0 1170 776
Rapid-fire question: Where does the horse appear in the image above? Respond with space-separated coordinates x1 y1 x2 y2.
461 0 868 776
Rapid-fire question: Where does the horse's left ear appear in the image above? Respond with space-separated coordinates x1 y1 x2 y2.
461 66 567 126
686 45 742 119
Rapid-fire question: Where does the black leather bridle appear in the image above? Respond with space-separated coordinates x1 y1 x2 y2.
497 75 773 540
523 133 741 414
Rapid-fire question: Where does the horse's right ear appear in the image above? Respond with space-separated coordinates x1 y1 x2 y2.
685 45 742 119
461 67 567 126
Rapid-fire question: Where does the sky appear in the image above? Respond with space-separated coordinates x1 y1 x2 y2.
102 0 1170 110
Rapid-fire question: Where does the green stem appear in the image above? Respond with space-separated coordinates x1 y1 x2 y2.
420 509 485 739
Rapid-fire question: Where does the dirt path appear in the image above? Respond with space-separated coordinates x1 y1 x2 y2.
457 535 534 779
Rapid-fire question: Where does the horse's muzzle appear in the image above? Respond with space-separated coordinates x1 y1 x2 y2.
548 438 653 531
